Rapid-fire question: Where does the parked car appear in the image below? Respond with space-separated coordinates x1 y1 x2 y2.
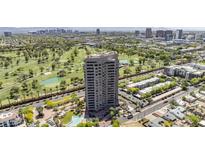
127 114 133 119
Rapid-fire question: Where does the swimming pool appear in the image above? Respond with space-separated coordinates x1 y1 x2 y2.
67 116 84 127
41 77 60 86
119 60 129 65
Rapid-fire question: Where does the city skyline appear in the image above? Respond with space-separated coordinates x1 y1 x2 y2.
1 27 205 34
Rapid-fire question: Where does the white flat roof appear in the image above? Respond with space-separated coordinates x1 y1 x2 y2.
139 81 171 94
199 120 205 126
127 77 159 88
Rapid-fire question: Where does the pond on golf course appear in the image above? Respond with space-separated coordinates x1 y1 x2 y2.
41 77 60 86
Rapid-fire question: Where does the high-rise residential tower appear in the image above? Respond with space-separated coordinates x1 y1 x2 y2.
84 52 119 117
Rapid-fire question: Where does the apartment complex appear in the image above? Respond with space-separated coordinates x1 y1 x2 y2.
138 81 171 95
164 64 205 79
127 77 160 89
84 51 119 117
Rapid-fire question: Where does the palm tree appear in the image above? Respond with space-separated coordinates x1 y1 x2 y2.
36 90 40 98
109 107 117 119
30 91 34 99
22 92 26 101
7 96 11 106
55 85 59 93
70 93 78 103
40 66 44 74
0 81 3 89
43 88 47 95
49 88 53 98
49 88 53 94
0 99 2 109
36 106 44 118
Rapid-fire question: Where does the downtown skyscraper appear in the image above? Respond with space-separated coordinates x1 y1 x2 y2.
146 28 152 38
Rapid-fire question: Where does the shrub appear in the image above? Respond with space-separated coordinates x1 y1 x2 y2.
45 100 57 108
128 87 139 94
24 112 34 124
77 121 99 127
112 120 120 127
41 123 49 127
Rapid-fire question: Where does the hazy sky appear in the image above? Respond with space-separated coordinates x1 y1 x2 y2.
1 0 205 27
0 27 205 35
1 0 205 29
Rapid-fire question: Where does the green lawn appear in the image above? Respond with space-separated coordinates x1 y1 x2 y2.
60 111 73 125
0 46 94 104
0 36 166 106
45 95 72 108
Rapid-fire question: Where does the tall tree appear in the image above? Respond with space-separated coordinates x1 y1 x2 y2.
0 81 3 89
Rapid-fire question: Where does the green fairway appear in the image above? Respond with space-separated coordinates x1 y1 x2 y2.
0 34 173 107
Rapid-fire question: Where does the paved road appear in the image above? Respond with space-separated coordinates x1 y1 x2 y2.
119 96 137 114
119 69 164 82
119 90 143 105
0 90 85 113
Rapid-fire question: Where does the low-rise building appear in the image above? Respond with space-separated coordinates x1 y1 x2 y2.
127 77 160 89
174 39 185 44
139 81 171 95
147 117 165 127
163 112 177 121
195 92 205 101
185 95 197 103
151 87 182 103
189 63 205 70
175 106 186 113
180 46 203 53
199 120 205 127
175 99 187 106
200 91 205 95
0 112 22 127
164 64 205 79
191 105 205 117
170 108 185 120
